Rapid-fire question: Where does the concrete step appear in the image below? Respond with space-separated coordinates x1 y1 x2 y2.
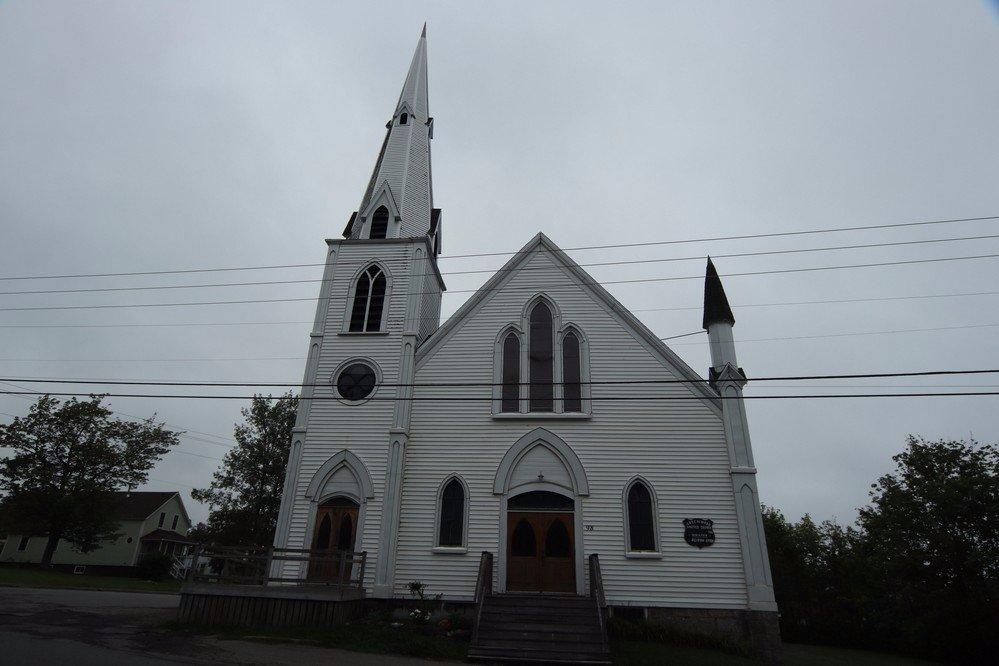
468 645 611 664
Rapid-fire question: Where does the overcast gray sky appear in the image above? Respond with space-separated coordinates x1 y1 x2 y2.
2 1 997 526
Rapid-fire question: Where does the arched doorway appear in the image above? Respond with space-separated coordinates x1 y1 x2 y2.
308 496 359 581
494 428 589 594
507 491 575 592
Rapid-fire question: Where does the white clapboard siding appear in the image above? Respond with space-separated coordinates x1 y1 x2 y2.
284 241 437 590
395 248 748 607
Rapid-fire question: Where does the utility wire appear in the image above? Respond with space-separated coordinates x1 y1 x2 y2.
2 368 999 389
1 320 996 363
2 389 998 401
2 251 999 312
3 232 998 297
3 289 999 329
1 214 996 282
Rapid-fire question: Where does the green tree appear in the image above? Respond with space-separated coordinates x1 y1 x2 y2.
0 395 179 566
858 435 998 661
191 393 297 548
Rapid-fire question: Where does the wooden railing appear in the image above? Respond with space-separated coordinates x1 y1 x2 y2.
588 553 609 652
187 546 366 593
471 551 494 645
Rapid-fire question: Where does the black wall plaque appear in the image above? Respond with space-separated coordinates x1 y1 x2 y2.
683 518 715 548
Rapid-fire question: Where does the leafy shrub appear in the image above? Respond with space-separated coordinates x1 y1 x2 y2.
138 551 174 581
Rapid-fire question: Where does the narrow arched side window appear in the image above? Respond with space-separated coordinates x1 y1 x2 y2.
501 333 520 412
369 206 389 239
399 112 408 125
562 331 582 412
349 265 387 332
627 480 657 552
529 302 554 412
437 477 466 548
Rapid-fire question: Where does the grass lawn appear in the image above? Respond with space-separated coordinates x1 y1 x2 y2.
611 640 938 665
168 621 469 662
0 566 182 593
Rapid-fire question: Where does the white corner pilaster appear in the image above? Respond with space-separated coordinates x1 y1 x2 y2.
709 322 777 612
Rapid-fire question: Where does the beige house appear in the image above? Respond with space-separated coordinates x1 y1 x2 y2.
0 491 193 574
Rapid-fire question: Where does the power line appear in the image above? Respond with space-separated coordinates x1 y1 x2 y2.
4 232 999 298
0 380 237 448
2 389 998 401
1 319 996 363
3 288 999 329
2 213 995 282
2 251 999 312
2 368 998 389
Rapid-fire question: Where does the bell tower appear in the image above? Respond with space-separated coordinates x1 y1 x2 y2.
272 25 445 598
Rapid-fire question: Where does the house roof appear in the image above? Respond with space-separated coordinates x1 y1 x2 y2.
140 528 195 544
112 491 180 522
415 232 721 411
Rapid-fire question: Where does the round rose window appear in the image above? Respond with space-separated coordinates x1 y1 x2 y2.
335 363 377 402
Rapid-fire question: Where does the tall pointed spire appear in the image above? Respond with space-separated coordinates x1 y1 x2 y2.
346 25 436 243
702 257 735 330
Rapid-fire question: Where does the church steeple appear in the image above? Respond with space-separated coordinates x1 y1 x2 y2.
345 25 438 248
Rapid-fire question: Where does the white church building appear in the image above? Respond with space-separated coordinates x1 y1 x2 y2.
271 27 780 660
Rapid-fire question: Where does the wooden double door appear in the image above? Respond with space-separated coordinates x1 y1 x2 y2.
506 512 575 593
308 498 358 581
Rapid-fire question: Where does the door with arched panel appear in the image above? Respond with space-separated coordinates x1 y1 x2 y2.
506 491 575 592
309 496 358 581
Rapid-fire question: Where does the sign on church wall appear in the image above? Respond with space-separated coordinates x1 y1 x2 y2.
683 518 715 548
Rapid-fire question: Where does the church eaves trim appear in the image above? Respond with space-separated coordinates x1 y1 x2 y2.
414 232 721 412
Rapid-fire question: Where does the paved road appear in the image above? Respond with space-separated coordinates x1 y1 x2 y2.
0 586 445 665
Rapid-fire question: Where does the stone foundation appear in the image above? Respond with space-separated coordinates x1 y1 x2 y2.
619 606 782 664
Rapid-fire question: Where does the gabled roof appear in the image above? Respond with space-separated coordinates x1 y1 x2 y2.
112 491 180 522
415 233 721 411
140 528 195 543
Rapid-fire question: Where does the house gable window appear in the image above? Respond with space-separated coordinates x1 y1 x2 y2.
529 302 554 412
158 512 165 528
369 206 389 239
349 265 387 332
18 536 30 551
399 112 408 126
435 476 468 551
626 479 658 553
171 514 179 530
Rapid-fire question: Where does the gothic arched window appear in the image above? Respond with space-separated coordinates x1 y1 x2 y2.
501 332 520 413
400 112 408 125
529 302 554 412
349 265 387 332
627 480 657 552
369 206 389 239
437 477 466 548
562 331 582 412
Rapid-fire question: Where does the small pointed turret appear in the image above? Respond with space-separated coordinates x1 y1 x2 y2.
345 25 438 244
702 257 735 331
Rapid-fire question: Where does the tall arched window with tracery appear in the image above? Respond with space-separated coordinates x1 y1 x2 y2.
529 302 554 412
627 480 657 552
349 265 386 332
501 332 520 412
369 206 389 239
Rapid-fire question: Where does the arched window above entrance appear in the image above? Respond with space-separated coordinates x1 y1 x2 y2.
507 490 573 511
